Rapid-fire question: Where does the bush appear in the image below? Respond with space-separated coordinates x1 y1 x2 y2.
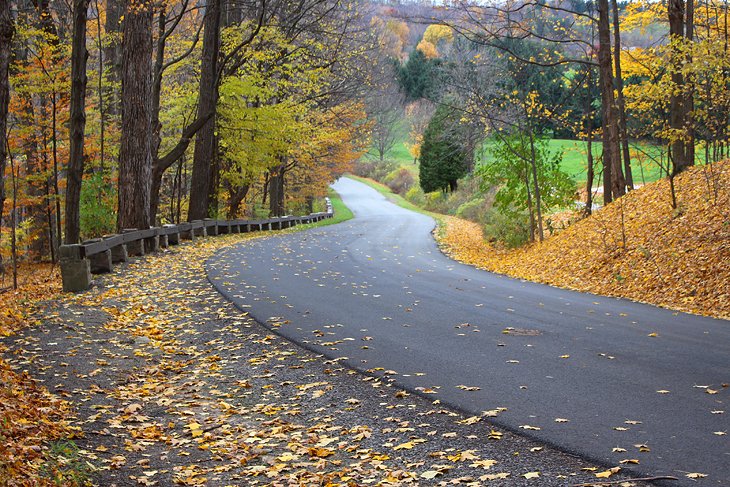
483 207 531 248
353 159 398 181
80 172 117 238
456 199 486 222
405 186 425 206
384 168 415 195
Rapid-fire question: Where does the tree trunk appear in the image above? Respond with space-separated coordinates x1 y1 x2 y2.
597 0 624 204
269 163 286 217
104 0 122 117
117 0 153 231
611 0 633 191
525 171 535 243
65 0 91 244
225 182 249 219
528 130 544 242
0 0 12 271
668 0 695 175
188 0 221 221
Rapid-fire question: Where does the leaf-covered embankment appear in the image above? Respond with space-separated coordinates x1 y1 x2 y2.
437 161 730 319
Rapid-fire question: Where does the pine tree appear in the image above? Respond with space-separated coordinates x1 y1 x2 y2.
419 104 468 193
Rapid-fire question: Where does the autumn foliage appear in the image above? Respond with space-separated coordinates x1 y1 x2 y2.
438 161 730 319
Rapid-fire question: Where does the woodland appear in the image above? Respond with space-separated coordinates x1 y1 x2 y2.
0 0 728 285
0 0 729 483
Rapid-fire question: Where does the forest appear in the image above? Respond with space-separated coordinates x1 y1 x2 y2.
0 0 728 285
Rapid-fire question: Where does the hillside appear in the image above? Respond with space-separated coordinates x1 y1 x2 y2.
437 161 730 319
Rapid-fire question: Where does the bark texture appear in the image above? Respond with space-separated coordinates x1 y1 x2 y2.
669 0 695 175
0 0 12 267
597 0 624 204
117 0 154 231
188 0 221 221
65 0 91 244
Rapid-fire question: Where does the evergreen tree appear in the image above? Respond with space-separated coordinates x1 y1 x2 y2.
419 104 468 193
398 49 437 101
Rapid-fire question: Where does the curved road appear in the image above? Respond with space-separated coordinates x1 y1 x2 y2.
208 177 729 485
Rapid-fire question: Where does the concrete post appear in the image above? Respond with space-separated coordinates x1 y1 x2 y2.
144 228 160 253
205 219 218 236
83 239 113 274
164 225 180 245
60 244 92 292
110 243 128 263
123 229 145 256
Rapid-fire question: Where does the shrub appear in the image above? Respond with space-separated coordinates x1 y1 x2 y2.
483 207 531 248
384 168 415 195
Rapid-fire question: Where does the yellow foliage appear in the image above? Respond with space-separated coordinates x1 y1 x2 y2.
437 162 730 319
416 40 439 59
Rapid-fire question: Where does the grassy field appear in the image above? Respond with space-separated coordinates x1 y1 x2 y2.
365 130 671 187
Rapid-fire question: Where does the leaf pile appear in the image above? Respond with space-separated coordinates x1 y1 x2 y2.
437 161 730 319
0 264 75 485
0 359 75 483
0 263 61 337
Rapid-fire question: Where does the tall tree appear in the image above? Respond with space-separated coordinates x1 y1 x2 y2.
611 0 633 190
419 103 468 193
117 0 154 230
0 0 13 269
668 0 695 174
65 0 91 244
597 0 624 203
187 0 221 221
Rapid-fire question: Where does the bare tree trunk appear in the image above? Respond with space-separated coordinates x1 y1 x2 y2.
524 171 535 243
117 0 153 231
611 0 633 191
188 0 221 221
597 0 624 204
104 0 122 117
528 130 544 242
0 0 13 272
269 162 286 217
668 0 695 175
584 69 595 216
65 0 91 244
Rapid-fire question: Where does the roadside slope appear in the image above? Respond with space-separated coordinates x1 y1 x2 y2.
438 161 730 319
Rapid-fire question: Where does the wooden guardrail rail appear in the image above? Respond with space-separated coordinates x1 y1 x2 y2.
59 199 333 292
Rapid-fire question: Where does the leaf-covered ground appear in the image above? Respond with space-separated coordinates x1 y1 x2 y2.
1 230 657 486
437 161 730 320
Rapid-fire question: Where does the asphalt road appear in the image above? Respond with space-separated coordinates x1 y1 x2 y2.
207 177 730 485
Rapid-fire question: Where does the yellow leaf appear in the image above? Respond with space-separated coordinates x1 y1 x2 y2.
522 471 540 479
596 467 620 478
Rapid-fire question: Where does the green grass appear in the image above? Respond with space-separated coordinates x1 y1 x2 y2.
363 125 673 187
325 189 354 225
292 188 354 230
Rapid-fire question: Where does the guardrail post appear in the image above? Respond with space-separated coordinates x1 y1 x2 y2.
164 224 180 245
145 227 160 253
191 221 207 237
104 234 128 263
83 238 113 273
205 219 218 236
123 229 145 256
60 244 92 292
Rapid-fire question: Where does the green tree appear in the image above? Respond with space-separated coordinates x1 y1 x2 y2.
419 104 468 193
398 49 438 101
478 132 574 243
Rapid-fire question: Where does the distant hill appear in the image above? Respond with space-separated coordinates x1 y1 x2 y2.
438 161 730 319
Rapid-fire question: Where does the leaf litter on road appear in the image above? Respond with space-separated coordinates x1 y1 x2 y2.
1 231 663 485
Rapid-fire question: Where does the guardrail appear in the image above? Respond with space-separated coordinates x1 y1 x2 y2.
59 199 333 292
